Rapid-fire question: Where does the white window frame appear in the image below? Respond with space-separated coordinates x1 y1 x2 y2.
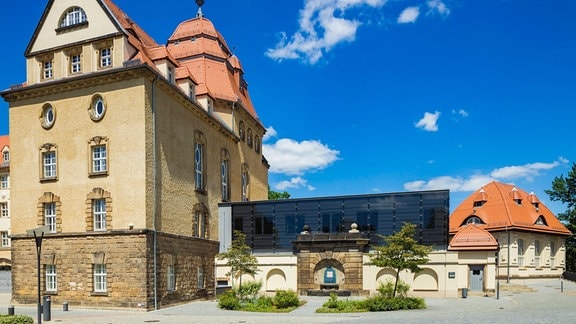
46 264 57 292
60 7 87 28
45 202 56 233
93 199 106 231
43 61 53 79
71 54 81 73
197 266 204 289
100 48 112 68
0 203 7 218
194 143 203 190
0 174 8 189
167 264 175 291
2 151 9 162
221 159 229 201
518 239 524 267
534 240 541 267
1 231 9 247
43 151 57 179
92 145 107 173
550 241 556 268
93 264 107 292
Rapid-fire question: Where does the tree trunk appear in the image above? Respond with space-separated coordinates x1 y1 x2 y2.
393 269 400 298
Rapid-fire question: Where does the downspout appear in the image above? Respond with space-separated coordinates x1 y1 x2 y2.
151 75 159 310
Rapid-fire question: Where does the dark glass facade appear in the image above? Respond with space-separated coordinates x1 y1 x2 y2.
222 190 449 253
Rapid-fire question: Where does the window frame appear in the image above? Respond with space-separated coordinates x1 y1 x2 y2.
100 47 112 68
0 231 9 248
41 104 56 129
2 150 8 162
167 263 176 291
93 264 107 293
44 202 57 233
60 7 87 28
45 264 57 292
0 203 7 218
518 239 525 267
43 60 53 80
93 198 107 231
39 143 58 181
70 54 82 74
0 174 8 189
197 266 205 289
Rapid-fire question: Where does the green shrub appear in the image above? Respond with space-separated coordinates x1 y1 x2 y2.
317 292 367 313
273 290 300 309
377 280 410 298
237 281 263 301
243 296 274 312
0 315 34 324
363 296 426 312
218 290 241 310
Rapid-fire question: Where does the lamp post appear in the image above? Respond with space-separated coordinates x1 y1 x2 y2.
27 225 50 324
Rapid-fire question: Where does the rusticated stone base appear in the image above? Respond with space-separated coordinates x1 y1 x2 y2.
11 230 218 310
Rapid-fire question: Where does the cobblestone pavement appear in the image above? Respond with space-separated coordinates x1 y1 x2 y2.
1 279 575 323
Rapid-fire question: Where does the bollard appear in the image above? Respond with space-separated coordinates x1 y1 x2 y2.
43 295 51 321
8 306 14 315
63 301 68 311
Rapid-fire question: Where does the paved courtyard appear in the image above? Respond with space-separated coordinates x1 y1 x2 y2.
1 278 575 323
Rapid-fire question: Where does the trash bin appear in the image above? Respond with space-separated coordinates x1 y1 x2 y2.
43 295 51 321
63 301 69 311
8 306 14 315
462 288 468 298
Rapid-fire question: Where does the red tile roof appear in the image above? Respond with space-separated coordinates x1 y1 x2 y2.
450 181 571 236
449 224 499 251
0 135 9 165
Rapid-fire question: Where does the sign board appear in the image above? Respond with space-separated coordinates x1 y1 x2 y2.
26 225 51 236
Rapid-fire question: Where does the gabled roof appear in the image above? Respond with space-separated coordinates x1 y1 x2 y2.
449 224 498 251
450 181 571 236
0 135 9 166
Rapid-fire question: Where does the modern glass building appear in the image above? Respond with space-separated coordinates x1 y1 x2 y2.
219 190 450 253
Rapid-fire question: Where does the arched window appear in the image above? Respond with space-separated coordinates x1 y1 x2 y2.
247 129 253 147
60 7 87 28
462 215 484 226
238 121 245 141
535 216 548 226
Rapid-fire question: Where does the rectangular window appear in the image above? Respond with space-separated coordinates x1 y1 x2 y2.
71 54 81 73
241 171 248 201
167 264 175 291
518 239 524 267
197 266 204 289
93 199 106 231
168 66 174 83
44 202 56 233
221 159 229 201
100 48 112 68
195 143 204 190
193 211 205 238
94 264 107 292
43 61 53 79
43 151 57 179
1 231 9 247
92 145 107 173
0 203 8 218
0 174 8 189
46 264 57 292
2 151 9 162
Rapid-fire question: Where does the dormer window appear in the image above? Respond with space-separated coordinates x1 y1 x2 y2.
167 66 174 83
2 151 9 162
60 7 87 28
535 216 547 226
462 216 484 226
473 201 485 208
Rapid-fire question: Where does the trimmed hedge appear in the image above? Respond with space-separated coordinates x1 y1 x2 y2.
0 315 34 324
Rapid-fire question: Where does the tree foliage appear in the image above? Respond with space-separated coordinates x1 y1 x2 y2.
217 230 260 288
545 162 576 272
370 223 432 297
268 186 291 200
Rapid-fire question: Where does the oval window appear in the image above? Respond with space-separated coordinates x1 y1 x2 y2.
41 104 56 129
90 95 106 121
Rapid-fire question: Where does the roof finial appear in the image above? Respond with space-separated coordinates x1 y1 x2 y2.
196 0 205 18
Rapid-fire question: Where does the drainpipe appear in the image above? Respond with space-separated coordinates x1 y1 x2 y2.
151 75 159 310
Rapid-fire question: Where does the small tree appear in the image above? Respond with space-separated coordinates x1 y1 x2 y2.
545 162 576 272
370 223 432 298
217 230 260 289
268 186 291 200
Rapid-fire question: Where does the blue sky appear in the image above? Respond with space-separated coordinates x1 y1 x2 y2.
1 0 575 215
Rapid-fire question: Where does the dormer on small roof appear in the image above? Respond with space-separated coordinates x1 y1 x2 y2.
528 190 541 210
510 186 522 205
473 187 488 207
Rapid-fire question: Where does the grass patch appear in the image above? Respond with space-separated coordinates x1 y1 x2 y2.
316 292 426 313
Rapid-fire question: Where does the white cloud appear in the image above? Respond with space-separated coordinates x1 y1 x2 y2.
415 111 440 131
452 109 468 118
403 158 569 192
275 177 316 191
263 138 340 175
398 6 420 24
266 0 387 64
263 126 277 142
427 0 450 17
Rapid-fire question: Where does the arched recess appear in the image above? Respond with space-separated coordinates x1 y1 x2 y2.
376 268 397 285
313 258 345 286
266 268 287 291
412 268 439 291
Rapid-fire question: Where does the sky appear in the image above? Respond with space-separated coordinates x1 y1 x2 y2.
1 0 575 215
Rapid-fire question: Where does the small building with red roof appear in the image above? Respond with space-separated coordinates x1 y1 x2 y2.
0 135 10 270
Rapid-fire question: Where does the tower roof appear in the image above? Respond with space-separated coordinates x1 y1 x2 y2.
450 181 571 236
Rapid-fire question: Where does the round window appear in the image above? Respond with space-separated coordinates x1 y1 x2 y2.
41 104 56 129
90 96 107 121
